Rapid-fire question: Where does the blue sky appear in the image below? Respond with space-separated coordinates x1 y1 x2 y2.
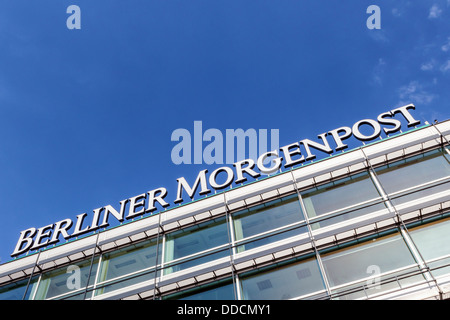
0 0 449 263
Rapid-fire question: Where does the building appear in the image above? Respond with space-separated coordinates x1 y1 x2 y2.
1 118 450 301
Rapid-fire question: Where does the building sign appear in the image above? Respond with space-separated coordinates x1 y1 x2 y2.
11 104 421 257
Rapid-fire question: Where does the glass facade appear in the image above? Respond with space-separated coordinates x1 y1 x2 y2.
232 194 306 252
240 256 326 300
301 171 385 229
95 238 160 295
1 143 450 300
163 217 229 274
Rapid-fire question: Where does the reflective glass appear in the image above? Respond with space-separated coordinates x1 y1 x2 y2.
165 279 235 300
0 277 38 300
96 238 160 295
164 217 229 274
233 195 306 252
375 149 450 195
320 232 418 289
33 258 98 300
240 257 326 300
301 172 381 227
408 217 450 277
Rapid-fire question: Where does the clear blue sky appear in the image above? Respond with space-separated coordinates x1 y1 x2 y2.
0 0 449 263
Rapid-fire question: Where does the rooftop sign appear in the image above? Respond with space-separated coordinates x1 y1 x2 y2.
11 104 421 257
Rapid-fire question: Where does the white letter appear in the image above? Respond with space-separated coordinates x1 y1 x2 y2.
12 228 36 257
391 104 420 127
209 167 234 190
174 169 211 203
300 133 333 161
146 187 170 212
233 158 261 184
352 119 382 141
328 126 352 151
257 150 282 175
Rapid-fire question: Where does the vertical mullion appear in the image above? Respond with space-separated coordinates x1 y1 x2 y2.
290 169 332 298
362 147 443 293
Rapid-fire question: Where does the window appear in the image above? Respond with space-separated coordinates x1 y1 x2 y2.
164 279 235 300
0 277 38 300
320 231 421 298
408 217 450 278
96 238 160 295
301 172 382 228
375 149 450 199
164 217 229 274
33 258 98 300
233 195 306 252
239 256 326 300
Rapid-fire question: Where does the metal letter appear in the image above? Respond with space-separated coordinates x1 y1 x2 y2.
257 150 282 175
300 133 333 161
328 126 352 151
377 111 402 135
146 187 170 213
352 119 382 141
11 227 36 257
72 213 92 237
99 200 128 228
391 104 420 127
233 158 261 184
127 193 146 219
209 166 234 190
31 224 54 250
49 218 73 244
280 142 305 167
174 169 211 203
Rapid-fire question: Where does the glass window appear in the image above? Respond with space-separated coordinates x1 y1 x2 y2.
320 231 419 291
33 258 98 300
96 238 160 295
301 172 382 227
375 149 450 196
164 217 229 274
240 256 326 300
164 279 235 300
0 277 38 300
408 217 450 278
233 195 306 252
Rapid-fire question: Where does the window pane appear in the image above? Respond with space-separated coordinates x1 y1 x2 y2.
375 149 450 195
240 257 326 300
301 172 381 225
34 258 98 300
321 232 418 289
233 195 306 252
390 181 450 207
165 279 235 300
0 277 38 300
96 238 160 295
164 217 229 274
408 218 450 277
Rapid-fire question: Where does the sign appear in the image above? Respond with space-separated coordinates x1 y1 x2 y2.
11 104 421 257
